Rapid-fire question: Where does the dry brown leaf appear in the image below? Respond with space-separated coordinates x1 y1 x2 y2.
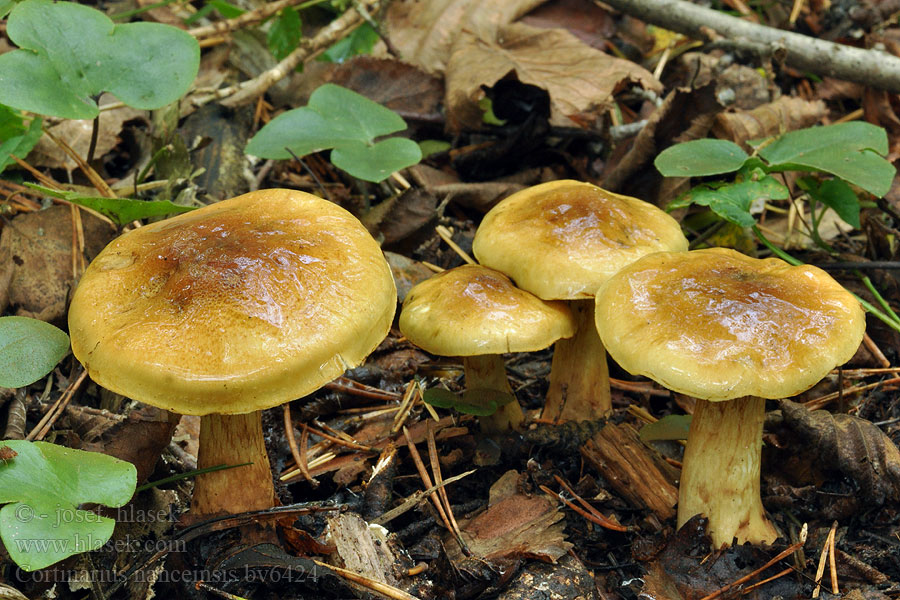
0 205 116 323
446 23 660 131
711 96 828 150
385 0 545 75
449 470 572 563
778 399 900 506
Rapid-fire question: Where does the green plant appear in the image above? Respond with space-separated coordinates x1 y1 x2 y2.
245 83 422 183
0 316 69 389
0 441 136 571
28 185 196 226
656 122 893 234
655 121 900 333
423 386 517 418
0 0 199 120
0 106 42 176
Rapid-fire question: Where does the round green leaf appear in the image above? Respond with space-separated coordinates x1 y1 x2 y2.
0 0 200 119
655 139 749 177
0 317 69 388
0 441 136 571
331 137 423 183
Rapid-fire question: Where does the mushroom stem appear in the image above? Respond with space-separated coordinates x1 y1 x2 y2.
192 411 275 518
677 396 778 547
462 355 524 433
543 299 612 421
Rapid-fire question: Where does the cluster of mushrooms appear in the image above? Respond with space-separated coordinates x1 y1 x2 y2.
67 183 865 550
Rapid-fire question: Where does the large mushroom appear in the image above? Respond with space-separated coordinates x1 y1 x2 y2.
594 247 865 546
399 264 576 433
472 180 687 421
68 189 397 519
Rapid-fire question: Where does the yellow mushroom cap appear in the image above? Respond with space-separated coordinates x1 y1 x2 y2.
472 180 688 300
399 265 576 356
68 189 397 415
595 248 866 401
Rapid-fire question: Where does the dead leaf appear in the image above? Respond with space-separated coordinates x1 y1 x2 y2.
446 23 660 131
778 399 900 506
519 0 617 50
449 470 572 563
603 82 723 200
328 56 444 124
711 96 828 150
0 205 116 324
385 0 544 75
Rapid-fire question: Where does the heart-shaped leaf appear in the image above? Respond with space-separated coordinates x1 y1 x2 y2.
670 175 789 228
757 122 895 197
0 0 200 119
246 83 422 182
0 317 69 388
0 441 137 571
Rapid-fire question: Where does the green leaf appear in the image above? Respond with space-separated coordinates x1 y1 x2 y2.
207 0 244 18
27 184 196 225
0 0 200 119
655 139 749 177
0 0 14 18
419 139 451 158
674 176 790 228
319 23 379 64
422 387 512 417
0 317 69 388
803 177 861 229
246 83 421 182
758 122 896 197
267 7 301 61
639 415 692 442
331 138 422 183
0 115 42 175
0 441 136 571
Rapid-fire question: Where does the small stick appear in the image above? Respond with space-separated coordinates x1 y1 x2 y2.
283 405 317 486
804 376 900 411
552 475 628 531
862 333 891 368
312 560 423 600
373 470 476 526
26 369 88 441
427 421 469 555
189 0 306 39
303 423 378 453
326 379 402 402
435 225 476 265
828 522 839 594
739 567 793 595
812 522 832 598
699 526 807 600
391 380 420 435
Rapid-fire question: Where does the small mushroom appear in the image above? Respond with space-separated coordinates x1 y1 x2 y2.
594 247 866 546
68 189 397 519
399 265 576 432
473 180 688 422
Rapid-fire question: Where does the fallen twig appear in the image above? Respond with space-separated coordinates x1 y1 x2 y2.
599 0 900 93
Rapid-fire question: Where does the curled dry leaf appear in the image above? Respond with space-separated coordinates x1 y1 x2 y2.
778 399 900 506
445 24 660 131
447 470 572 563
385 0 660 131
711 96 828 150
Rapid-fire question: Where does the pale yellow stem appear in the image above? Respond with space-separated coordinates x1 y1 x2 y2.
192 411 275 518
543 299 611 422
463 355 524 433
677 396 778 547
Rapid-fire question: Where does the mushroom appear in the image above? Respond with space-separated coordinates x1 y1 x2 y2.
594 247 865 546
472 180 688 422
399 264 576 433
67 189 397 518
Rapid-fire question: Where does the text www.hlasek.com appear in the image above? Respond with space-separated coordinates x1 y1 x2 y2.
14 534 186 555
